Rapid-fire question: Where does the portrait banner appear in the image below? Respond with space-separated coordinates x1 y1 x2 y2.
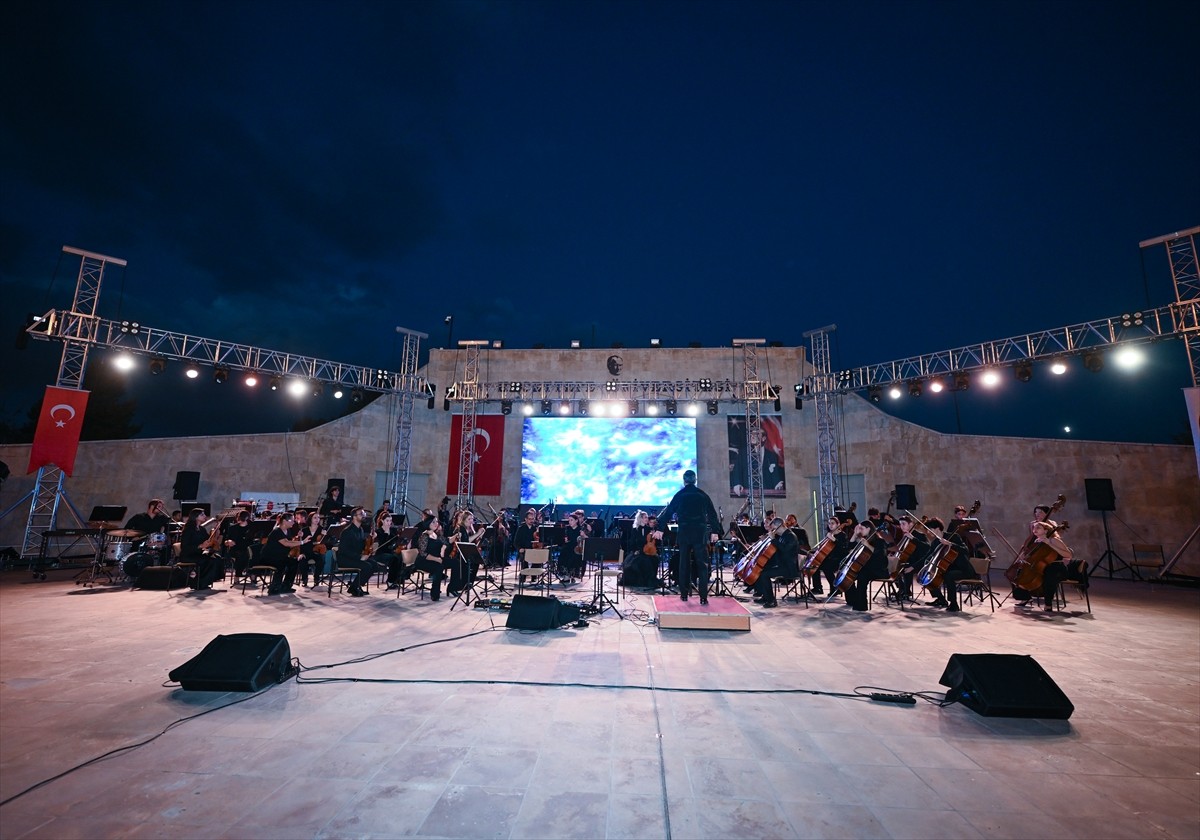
727 414 786 497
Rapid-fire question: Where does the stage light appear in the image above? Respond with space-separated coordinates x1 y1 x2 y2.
541 400 552 415
1113 346 1145 370
592 401 607 416
492 339 503 349
577 399 589 416
570 339 581 349
558 402 570 415
149 357 166 375
908 380 922 397
980 370 1001 388
887 385 902 399
1015 361 1033 382
665 399 677 415
794 383 804 409
605 380 618 392
650 338 661 347
1082 351 1103 373
699 378 713 391
522 403 534 416
426 383 436 409
953 372 969 392
269 376 280 391
333 387 344 399
1120 311 1144 328
628 400 638 415
213 367 229 384
287 379 306 397
773 390 781 412
646 403 659 416
311 381 323 397
687 402 701 416
929 378 945 394
119 320 140 335
114 353 135 371
1049 358 1068 375
443 386 453 412
244 373 258 387
351 388 364 403
707 400 719 415
867 386 882 403
501 400 512 415
186 364 201 380
1063 425 1072 434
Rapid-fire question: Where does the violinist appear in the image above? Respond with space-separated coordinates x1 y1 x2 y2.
330 507 374 597
891 515 930 601
751 517 801 609
375 512 406 590
621 510 660 588
447 510 482 597
922 518 972 612
1031 521 1079 612
179 508 222 591
261 512 306 595
559 510 588 583
843 521 888 611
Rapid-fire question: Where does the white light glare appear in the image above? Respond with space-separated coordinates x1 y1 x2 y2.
114 353 135 371
522 403 534 416
287 379 307 397
1049 360 1068 375
980 370 1001 388
929 379 945 393
1113 346 1145 370
1063 426 1072 434
887 386 903 400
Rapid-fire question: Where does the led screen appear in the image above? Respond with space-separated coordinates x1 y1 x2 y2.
521 417 698 507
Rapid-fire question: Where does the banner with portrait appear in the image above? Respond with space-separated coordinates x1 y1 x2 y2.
728 414 786 497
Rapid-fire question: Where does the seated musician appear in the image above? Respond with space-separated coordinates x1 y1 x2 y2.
752 517 801 608
262 512 307 595
446 510 483 597
328 507 374 597
810 514 850 596
1012 505 1055 602
291 510 325 587
1032 521 1080 612
844 520 888 611
179 508 222 591
513 507 540 567
319 485 347 521
415 516 451 601
374 511 406 590
892 515 930 601
559 510 588 582
621 510 660 588
222 510 255 577
922 518 972 612
125 499 171 548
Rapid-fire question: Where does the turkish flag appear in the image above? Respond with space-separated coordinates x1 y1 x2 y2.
27 386 90 477
446 415 505 496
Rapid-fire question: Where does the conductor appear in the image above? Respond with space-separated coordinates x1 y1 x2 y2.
654 470 721 604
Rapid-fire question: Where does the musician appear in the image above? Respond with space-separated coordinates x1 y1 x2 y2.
258 512 305 594
621 510 660 588
751 517 801 608
809 515 849 596
331 507 375 597
415 517 451 601
319 486 347 521
559 510 588 582
514 507 540 564
655 470 721 604
374 499 393 524
293 510 325 587
125 499 171 540
891 514 930 601
446 510 481 597
179 508 222 591
922 518 972 612
1032 521 1080 612
375 512 406 590
222 510 255 577
842 521 889 611
437 497 452 530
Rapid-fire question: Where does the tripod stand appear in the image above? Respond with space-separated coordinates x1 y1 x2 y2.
449 543 494 610
1090 510 1134 579
707 540 734 597
584 539 624 619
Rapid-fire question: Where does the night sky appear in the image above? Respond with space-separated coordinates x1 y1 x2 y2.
2 0 1197 445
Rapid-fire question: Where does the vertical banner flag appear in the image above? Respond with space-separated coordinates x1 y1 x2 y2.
727 414 787 497
446 414 505 496
27 386 90 477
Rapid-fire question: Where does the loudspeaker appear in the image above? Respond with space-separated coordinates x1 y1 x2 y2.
894 484 918 510
939 653 1073 719
1085 478 1116 512
506 594 577 630
169 633 294 692
136 565 188 590
173 470 200 501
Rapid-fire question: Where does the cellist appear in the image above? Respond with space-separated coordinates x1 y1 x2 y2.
922 518 973 612
750 517 801 609
843 521 888 611
1012 505 1057 603
1031 521 1079 612
891 514 930 602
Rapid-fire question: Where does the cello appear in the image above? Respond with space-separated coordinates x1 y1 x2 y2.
912 504 978 589
833 524 878 592
1007 521 1070 596
733 535 776 585
1004 494 1066 585
801 517 844 574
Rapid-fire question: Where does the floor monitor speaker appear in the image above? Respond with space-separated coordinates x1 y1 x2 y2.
169 633 294 692
506 594 576 630
940 653 1073 719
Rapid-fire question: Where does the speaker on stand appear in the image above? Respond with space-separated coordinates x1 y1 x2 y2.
1085 478 1132 579
173 470 200 502
894 484 918 511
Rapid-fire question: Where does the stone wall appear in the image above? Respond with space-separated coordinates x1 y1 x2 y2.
2 345 1196 576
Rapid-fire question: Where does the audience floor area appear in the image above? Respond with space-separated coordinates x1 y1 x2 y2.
1 564 1197 839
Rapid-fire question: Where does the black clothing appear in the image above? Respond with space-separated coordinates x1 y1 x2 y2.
923 532 972 609
841 532 889 610
319 495 347 521
416 530 449 600
447 526 480 595
261 527 298 593
332 522 374 592
1041 553 1085 609
752 528 802 604
622 525 659 587
375 523 404 585
223 521 255 575
660 483 721 598
180 524 221 590
560 523 586 577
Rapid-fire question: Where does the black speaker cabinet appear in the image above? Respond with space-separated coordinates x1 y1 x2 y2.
136 565 189 590
506 594 577 630
940 653 1074 719
894 484 918 510
169 633 293 692
1084 478 1116 512
173 470 200 501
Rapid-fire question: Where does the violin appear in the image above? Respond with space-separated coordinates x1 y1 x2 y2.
644 527 658 557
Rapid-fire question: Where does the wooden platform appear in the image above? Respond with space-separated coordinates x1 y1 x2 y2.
653 595 752 631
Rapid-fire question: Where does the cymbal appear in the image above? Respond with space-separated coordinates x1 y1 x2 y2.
105 528 146 538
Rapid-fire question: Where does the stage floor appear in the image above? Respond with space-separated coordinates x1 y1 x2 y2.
0 569 1197 840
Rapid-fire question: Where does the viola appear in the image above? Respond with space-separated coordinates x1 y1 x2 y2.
644 528 658 557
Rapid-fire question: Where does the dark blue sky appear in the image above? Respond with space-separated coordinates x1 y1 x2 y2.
2 0 1197 443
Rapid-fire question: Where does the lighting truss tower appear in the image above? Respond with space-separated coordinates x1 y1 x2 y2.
389 327 429 515
1140 225 1200 387
732 339 768 524
454 340 490 512
20 247 127 560
804 324 841 525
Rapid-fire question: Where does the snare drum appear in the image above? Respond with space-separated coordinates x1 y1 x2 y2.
104 539 133 565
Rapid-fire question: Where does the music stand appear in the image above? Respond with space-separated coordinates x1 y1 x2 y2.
583 537 624 618
450 542 496 610
88 505 127 524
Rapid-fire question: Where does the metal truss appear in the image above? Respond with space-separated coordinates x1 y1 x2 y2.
733 339 768 524
804 325 842 525
804 302 1198 395
1142 225 1200 387
454 341 489 511
389 327 429 514
464 378 765 404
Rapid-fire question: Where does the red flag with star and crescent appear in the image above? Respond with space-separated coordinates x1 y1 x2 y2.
27 386 90 477
446 415 504 496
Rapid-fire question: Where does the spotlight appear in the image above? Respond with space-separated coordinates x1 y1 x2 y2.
558 403 570 415
953 372 969 392
1120 311 1144 328
522 403 534 416
646 403 659 415
698 378 713 391
541 400 552 415
311 381 323 397
114 353 135 372
794 383 804 410
980 370 1001 388
492 339 503 349
333 387 344 399
351 388 364 404
650 338 661 347
687 402 701 416
1113 346 1144 370
149 357 166 375
1049 359 1068 375
570 339 582 349
501 400 513 415
867 386 882 403
269 376 280 391
287 379 306 397
707 400 719 415
605 381 618 392
1015 361 1033 382
665 399 677 415
887 385 902 399
908 380 922 397
509 381 522 394
578 399 589 416
628 400 638 415
244 373 258 387
1083 350 1104 372
929 378 945 393
186 364 201 380
119 320 140 335
213 367 229 384
592 401 607 416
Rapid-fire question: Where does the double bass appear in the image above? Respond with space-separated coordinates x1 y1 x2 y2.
1004 494 1066 585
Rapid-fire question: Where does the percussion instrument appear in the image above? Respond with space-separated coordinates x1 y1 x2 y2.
103 538 133 565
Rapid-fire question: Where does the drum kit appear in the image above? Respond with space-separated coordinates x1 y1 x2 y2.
83 527 177 585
